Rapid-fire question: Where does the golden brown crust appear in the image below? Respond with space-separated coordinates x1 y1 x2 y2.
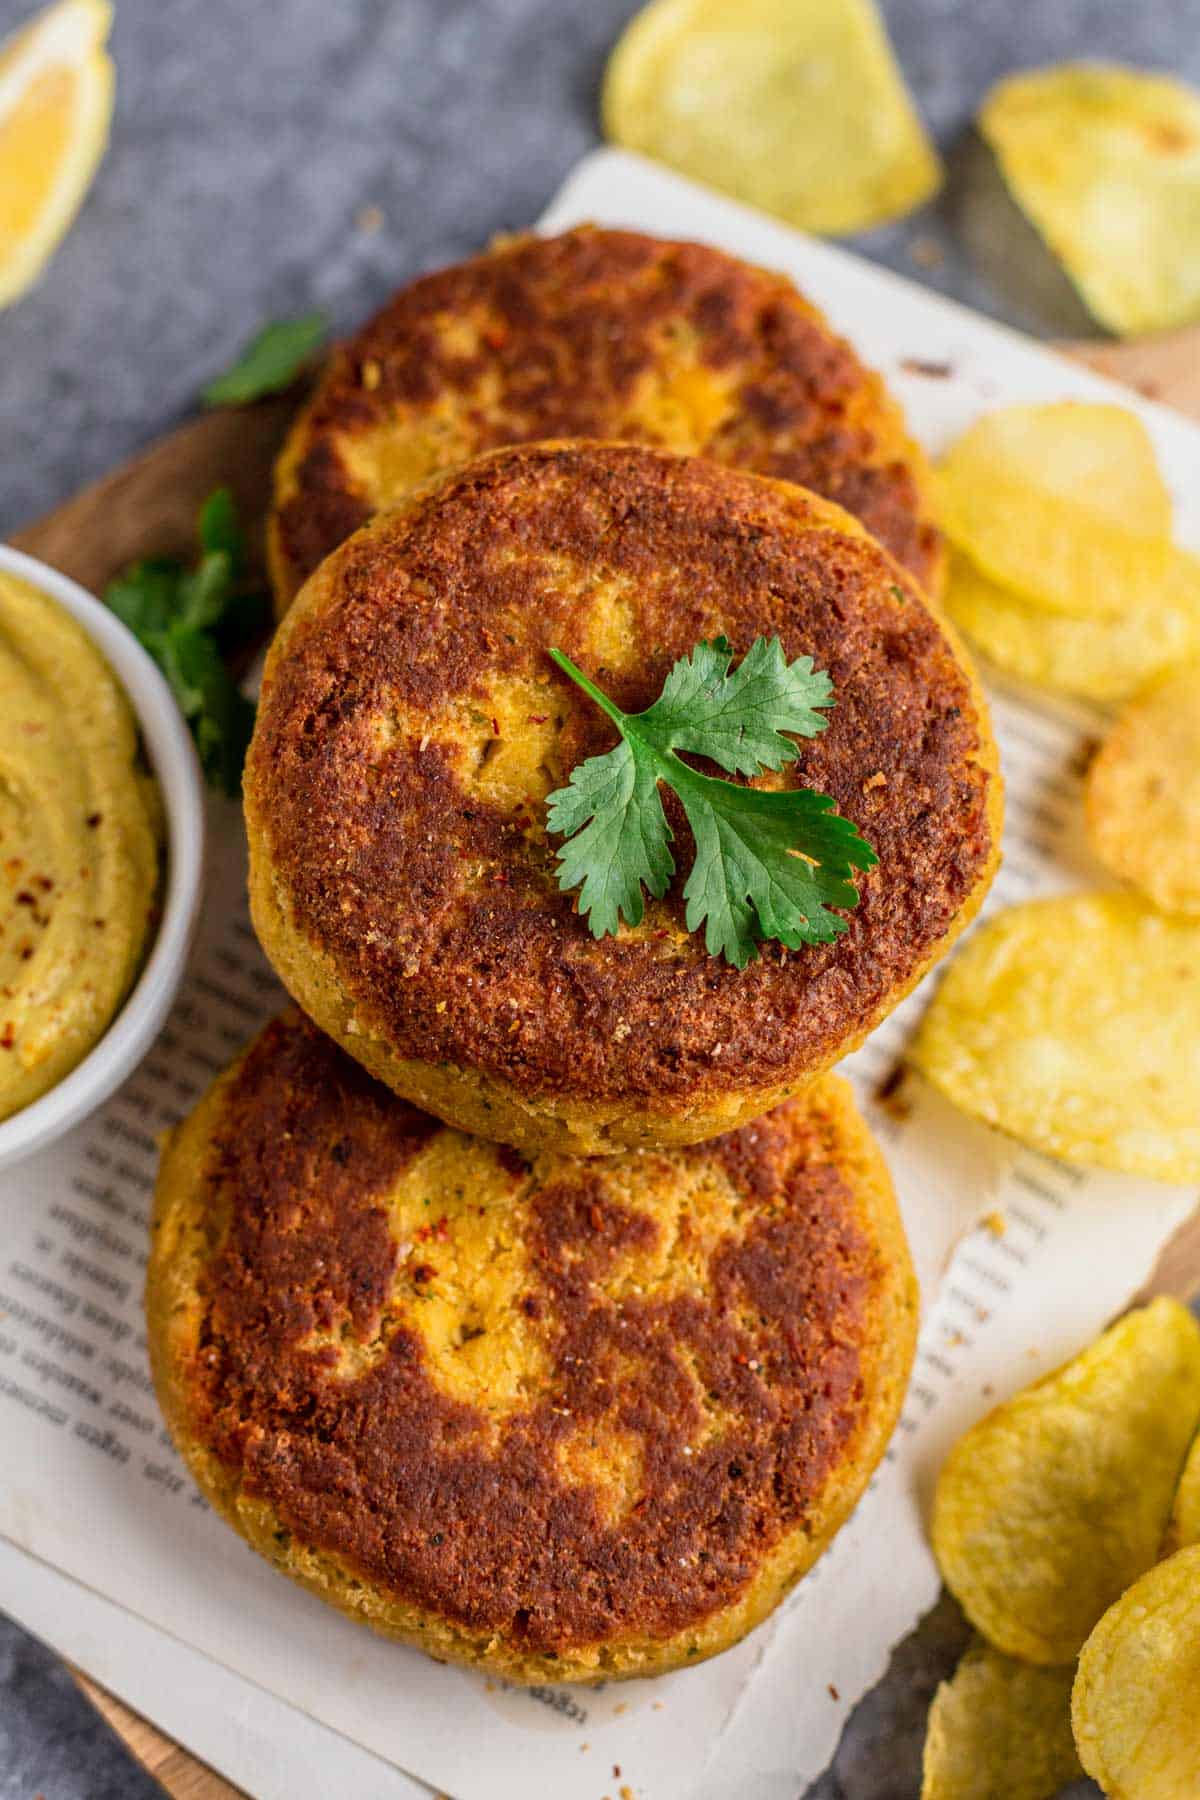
269 225 943 613
247 442 1001 1154
147 1011 917 1682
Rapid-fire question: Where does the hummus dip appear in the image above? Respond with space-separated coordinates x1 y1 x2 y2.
0 570 160 1121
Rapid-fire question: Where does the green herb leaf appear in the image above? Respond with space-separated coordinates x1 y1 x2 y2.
103 488 266 796
547 734 675 940
177 550 232 632
545 638 876 967
104 557 183 641
159 624 256 796
196 486 245 568
200 311 328 407
638 634 834 775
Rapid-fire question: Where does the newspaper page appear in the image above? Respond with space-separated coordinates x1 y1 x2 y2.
1 152 1197 1800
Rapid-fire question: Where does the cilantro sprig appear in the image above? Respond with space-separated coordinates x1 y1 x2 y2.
545 636 877 968
104 490 267 795
201 311 328 407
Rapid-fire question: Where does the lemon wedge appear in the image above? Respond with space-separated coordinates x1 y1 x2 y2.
0 0 114 308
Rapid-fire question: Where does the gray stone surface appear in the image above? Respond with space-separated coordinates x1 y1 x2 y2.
7 0 1200 542
2 0 1196 1793
0 1624 163 1800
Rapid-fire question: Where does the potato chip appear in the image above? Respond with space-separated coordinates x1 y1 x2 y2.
1072 1544 1200 1797
921 1640 1081 1800
944 548 1200 706
944 402 1172 537
1165 1427 1200 1554
602 0 941 236
935 404 1172 620
981 63 1200 337
1086 661 1200 916
913 893 1200 1184
931 1299 1200 1665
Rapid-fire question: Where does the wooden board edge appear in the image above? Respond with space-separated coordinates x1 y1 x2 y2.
70 1667 249 1799
11 394 297 594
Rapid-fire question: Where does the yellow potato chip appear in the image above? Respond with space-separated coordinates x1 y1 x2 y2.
1165 1427 1200 1554
931 1299 1200 1665
921 1640 1081 1800
981 63 1200 337
913 893 1200 1184
944 548 1200 705
602 0 941 236
1072 1543 1200 1798
935 403 1172 620
946 402 1172 535
1086 661 1200 916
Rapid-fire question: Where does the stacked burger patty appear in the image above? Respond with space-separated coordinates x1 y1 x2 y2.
146 228 1000 1683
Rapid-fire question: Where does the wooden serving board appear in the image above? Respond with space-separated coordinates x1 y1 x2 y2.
14 392 297 593
11 333 1200 1800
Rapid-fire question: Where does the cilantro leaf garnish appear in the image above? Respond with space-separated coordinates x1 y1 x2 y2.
104 488 266 796
201 311 328 407
545 637 877 968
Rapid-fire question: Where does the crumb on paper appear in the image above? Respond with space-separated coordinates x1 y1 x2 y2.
983 1210 1007 1238
652 1700 664 1710
875 1061 914 1122
1071 735 1102 778
875 1062 904 1102
900 357 952 378
908 234 945 270
828 1683 840 1700
613 1702 628 1716
356 202 385 234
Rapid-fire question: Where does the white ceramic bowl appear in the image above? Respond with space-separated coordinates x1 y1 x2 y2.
0 545 205 1172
